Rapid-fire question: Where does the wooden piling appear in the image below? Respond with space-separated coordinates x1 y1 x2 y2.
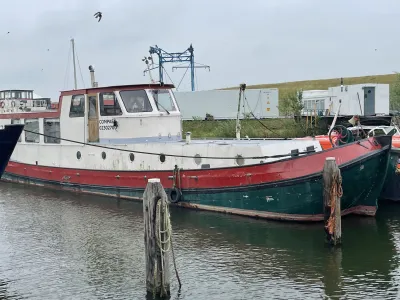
143 178 171 298
323 157 342 246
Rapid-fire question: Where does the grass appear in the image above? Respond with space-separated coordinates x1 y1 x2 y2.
183 74 397 138
182 118 325 139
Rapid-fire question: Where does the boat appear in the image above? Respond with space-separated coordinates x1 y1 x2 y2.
0 40 393 221
0 123 24 177
297 112 400 202
301 124 400 150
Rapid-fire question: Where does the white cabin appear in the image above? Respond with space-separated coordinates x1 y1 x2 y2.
0 84 322 171
0 84 182 146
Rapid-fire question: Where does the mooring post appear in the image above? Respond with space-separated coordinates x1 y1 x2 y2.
143 178 171 298
323 157 342 246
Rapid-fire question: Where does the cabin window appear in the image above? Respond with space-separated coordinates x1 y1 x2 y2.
99 92 122 116
11 119 22 142
151 89 177 112
25 119 40 143
43 118 61 144
69 94 85 118
120 90 153 113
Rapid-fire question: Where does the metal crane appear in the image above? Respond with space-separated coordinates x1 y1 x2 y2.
144 44 210 91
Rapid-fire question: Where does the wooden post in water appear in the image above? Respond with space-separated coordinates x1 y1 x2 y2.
323 157 342 246
143 178 171 298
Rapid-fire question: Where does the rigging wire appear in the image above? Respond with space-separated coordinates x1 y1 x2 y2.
23 129 314 160
75 48 86 88
162 66 175 86
176 66 189 91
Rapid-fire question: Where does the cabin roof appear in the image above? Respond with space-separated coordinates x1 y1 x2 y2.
0 89 34 92
60 83 175 96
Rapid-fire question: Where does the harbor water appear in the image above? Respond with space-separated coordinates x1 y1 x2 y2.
0 182 399 299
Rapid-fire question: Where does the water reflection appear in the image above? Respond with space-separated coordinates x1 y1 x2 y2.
0 182 398 299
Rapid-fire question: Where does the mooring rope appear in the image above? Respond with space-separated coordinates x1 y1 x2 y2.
155 197 182 292
325 171 343 235
22 129 315 160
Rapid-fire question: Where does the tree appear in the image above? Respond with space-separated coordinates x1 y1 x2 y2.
278 90 304 117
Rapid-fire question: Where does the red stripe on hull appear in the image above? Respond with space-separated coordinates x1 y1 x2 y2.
4 138 383 190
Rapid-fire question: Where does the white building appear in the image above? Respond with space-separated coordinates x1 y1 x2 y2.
174 88 279 120
301 83 389 116
301 90 330 115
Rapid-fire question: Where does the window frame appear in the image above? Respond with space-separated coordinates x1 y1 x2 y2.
69 94 85 118
24 118 40 143
99 92 123 116
119 90 154 113
43 118 61 144
150 89 177 113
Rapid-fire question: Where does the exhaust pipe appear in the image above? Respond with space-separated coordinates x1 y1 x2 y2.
88 65 98 87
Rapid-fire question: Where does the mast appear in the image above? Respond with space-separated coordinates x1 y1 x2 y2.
71 38 78 90
236 83 246 140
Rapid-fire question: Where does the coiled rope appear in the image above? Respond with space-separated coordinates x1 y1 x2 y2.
23 129 315 160
325 171 343 236
155 197 181 294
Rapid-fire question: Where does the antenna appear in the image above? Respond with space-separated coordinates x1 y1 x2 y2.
142 56 155 83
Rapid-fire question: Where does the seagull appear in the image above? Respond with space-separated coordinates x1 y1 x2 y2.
94 12 102 22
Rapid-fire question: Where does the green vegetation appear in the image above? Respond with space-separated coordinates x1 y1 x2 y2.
183 74 398 138
182 118 325 139
390 73 400 111
278 90 304 118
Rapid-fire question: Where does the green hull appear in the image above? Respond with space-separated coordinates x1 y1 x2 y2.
180 150 390 221
381 148 400 201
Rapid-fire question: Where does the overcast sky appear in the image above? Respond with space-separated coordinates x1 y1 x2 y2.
0 0 398 100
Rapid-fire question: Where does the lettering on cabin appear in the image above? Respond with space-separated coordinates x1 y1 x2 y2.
99 119 117 131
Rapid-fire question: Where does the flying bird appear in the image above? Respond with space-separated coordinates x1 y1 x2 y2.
94 12 102 22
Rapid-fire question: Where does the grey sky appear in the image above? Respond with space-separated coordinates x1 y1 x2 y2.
0 0 398 100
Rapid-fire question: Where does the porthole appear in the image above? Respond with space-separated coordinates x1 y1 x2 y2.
194 154 202 165
76 151 81 160
235 155 245 166
102 151 106 160
160 154 166 163
129 153 135 162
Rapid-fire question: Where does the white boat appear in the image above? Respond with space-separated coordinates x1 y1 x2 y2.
0 39 391 222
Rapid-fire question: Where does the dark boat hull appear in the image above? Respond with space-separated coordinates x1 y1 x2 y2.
1 135 392 222
0 124 24 177
380 148 400 201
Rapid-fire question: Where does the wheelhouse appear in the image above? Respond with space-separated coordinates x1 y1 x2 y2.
0 83 183 145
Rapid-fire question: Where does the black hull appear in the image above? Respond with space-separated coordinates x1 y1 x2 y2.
0 124 24 177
